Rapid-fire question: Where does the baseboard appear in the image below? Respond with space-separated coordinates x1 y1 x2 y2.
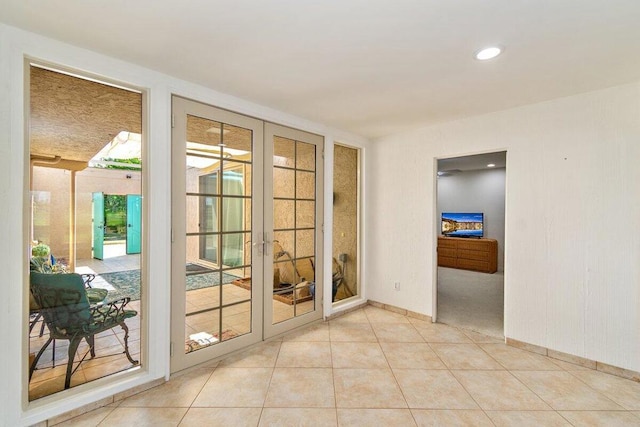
361 304 639 383
325 300 369 320
506 337 639 382
367 299 432 322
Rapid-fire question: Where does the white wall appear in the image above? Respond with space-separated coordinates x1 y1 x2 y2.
367 82 640 373
437 168 506 270
0 24 369 426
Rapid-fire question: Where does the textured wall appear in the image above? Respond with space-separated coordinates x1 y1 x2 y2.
368 82 640 372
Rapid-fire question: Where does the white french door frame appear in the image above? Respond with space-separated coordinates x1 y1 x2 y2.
170 96 264 372
170 98 324 372
263 122 324 339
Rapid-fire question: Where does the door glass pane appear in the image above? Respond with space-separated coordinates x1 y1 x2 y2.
223 124 252 162
296 141 316 171
184 115 253 354
273 168 295 198
273 136 295 168
274 200 295 230
272 137 317 324
332 144 359 303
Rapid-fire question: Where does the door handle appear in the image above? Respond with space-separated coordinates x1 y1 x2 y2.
253 235 265 256
264 232 271 257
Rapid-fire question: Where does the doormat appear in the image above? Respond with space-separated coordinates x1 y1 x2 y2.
231 278 314 305
186 263 214 275
97 269 239 301
185 329 238 353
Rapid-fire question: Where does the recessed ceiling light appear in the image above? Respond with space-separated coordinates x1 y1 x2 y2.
487 163 496 168
475 46 503 60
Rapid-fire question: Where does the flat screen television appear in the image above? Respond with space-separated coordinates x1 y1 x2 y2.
441 212 484 238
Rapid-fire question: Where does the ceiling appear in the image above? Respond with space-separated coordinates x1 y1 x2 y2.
30 66 141 169
438 151 506 174
3 1 640 139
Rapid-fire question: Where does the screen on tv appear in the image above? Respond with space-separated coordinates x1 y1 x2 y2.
442 212 484 237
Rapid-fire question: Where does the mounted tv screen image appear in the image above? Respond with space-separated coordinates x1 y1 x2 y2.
442 212 484 237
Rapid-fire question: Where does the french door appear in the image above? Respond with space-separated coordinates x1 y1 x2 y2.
170 97 323 372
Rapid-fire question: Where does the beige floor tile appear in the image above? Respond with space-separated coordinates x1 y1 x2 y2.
259 408 338 426
486 410 571 426
406 317 432 327
559 410 640 426
453 370 551 410
218 341 281 367
364 306 411 323
179 408 262 427
633 411 640 419
264 368 335 408
512 371 623 410
120 369 212 408
480 343 563 370
569 370 640 410
380 342 447 370
371 322 424 342
192 367 273 407
329 321 377 342
411 409 493 426
276 341 332 368
52 406 115 427
394 369 479 409
283 322 330 341
334 368 407 408
430 344 503 370
414 323 473 343
331 342 388 369
98 407 187 427
337 409 416 426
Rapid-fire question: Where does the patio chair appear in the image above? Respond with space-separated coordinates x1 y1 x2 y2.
29 272 138 389
29 262 107 335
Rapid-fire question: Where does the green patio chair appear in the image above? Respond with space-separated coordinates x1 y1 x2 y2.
29 272 138 389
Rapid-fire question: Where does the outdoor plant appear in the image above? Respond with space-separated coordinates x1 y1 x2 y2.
30 243 67 273
31 243 50 258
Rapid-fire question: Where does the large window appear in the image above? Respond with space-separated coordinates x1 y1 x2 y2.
27 65 144 400
332 143 360 303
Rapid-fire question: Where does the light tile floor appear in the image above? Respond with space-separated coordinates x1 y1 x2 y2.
52 305 640 426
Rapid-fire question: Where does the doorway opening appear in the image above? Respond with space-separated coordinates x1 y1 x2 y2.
92 193 142 259
435 151 506 338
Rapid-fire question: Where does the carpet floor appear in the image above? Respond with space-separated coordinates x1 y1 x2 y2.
437 266 504 338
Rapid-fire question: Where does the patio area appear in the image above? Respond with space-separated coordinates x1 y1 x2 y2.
29 248 313 400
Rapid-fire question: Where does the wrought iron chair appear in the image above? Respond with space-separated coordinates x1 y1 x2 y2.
29 259 107 335
29 272 138 389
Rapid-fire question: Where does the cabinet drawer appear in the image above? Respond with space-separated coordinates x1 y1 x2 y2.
457 240 490 251
457 258 490 271
438 247 457 258
438 255 457 268
458 249 489 261
437 238 457 248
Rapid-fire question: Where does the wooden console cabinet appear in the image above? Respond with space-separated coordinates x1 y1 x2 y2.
437 236 498 273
